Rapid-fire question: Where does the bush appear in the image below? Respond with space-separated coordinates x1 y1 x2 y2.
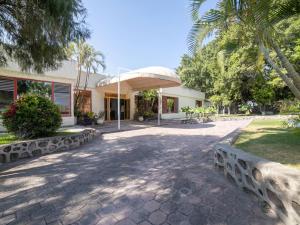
238 104 253 114
2 94 62 138
278 99 300 115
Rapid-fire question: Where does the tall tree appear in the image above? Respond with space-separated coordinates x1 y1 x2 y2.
66 40 105 111
0 0 90 73
189 0 300 99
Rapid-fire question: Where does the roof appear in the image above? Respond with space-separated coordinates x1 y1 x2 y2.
97 66 181 91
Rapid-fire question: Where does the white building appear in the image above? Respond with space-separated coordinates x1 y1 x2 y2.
0 61 205 130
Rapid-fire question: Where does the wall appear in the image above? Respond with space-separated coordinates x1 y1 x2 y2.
214 144 300 225
3 60 78 80
161 86 205 119
0 129 96 163
0 62 78 128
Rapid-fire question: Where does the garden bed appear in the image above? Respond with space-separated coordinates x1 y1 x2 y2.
0 128 97 163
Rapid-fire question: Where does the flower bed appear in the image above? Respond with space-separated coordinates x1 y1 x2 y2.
0 128 97 163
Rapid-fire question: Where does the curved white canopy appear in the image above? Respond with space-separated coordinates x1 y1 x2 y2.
97 66 181 91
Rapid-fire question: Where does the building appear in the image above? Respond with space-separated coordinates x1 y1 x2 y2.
0 61 205 130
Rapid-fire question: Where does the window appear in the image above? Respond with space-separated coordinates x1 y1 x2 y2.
162 96 178 113
196 100 202 107
0 78 14 113
17 80 52 99
0 77 72 116
54 83 71 116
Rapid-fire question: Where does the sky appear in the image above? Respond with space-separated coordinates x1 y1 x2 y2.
82 0 218 75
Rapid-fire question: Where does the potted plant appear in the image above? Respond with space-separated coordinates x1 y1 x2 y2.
86 112 96 125
96 111 105 125
138 113 144 122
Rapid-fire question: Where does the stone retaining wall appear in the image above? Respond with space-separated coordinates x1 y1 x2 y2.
0 129 97 163
214 144 300 225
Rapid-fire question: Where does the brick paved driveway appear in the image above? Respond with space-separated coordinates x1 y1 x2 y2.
0 120 282 225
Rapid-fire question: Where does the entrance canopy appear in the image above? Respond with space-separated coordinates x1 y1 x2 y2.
97 66 181 91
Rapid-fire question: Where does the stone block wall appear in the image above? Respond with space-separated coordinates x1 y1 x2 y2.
0 129 97 163
214 144 300 225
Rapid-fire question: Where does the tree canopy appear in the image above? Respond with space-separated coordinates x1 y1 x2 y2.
177 11 298 113
0 0 90 73
188 0 300 100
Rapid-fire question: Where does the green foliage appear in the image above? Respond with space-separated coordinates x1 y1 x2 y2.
167 98 174 111
188 0 300 100
0 0 90 73
238 104 253 115
181 106 193 118
279 99 300 114
141 90 157 101
67 40 105 111
2 94 62 138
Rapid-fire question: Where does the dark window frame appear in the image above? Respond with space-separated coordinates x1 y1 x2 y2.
0 76 72 117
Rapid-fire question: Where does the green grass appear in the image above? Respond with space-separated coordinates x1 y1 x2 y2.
0 133 19 145
0 130 81 145
234 119 300 169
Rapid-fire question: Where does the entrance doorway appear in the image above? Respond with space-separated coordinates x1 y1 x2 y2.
104 93 130 120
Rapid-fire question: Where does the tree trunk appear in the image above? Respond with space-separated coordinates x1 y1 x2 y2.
271 42 300 90
227 106 230 115
259 42 300 100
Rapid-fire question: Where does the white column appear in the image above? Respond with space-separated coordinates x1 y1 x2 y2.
118 74 121 130
158 88 162 126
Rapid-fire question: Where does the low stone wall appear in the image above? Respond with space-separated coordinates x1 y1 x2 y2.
214 144 300 225
0 129 97 163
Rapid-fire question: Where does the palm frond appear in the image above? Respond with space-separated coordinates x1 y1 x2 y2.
188 9 223 53
190 0 207 21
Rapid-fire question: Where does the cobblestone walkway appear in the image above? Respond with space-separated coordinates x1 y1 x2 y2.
0 120 282 225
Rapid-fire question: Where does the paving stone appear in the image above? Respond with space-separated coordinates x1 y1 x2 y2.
160 201 178 214
96 204 116 217
144 201 160 212
61 212 82 225
137 222 151 225
130 210 150 223
115 218 136 225
78 213 100 225
177 203 194 216
167 212 187 225
48 221 63 225
0 121 279 225
148 210 167 225
0 214 15 225
95 216 118 225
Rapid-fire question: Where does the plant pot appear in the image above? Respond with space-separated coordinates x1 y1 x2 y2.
97 118 104 125
138 116 144 122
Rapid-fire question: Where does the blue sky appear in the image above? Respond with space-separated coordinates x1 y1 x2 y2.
83 0 218 75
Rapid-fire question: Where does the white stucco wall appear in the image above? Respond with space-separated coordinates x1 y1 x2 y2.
4 60 78 80
161 86 205 119
0 63 77 129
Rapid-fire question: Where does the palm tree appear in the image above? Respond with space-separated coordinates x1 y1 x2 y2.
188 0 300 99
66 40 105 111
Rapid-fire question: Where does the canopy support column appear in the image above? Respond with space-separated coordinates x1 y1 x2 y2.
117 72 121 130
158 88 162 126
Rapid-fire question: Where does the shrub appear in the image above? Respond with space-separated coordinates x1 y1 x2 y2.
278 99 300 115
2 94 62 138
238 104 253 114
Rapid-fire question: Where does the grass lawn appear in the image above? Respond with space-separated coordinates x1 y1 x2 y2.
0 129 81 145
234 119 300 169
